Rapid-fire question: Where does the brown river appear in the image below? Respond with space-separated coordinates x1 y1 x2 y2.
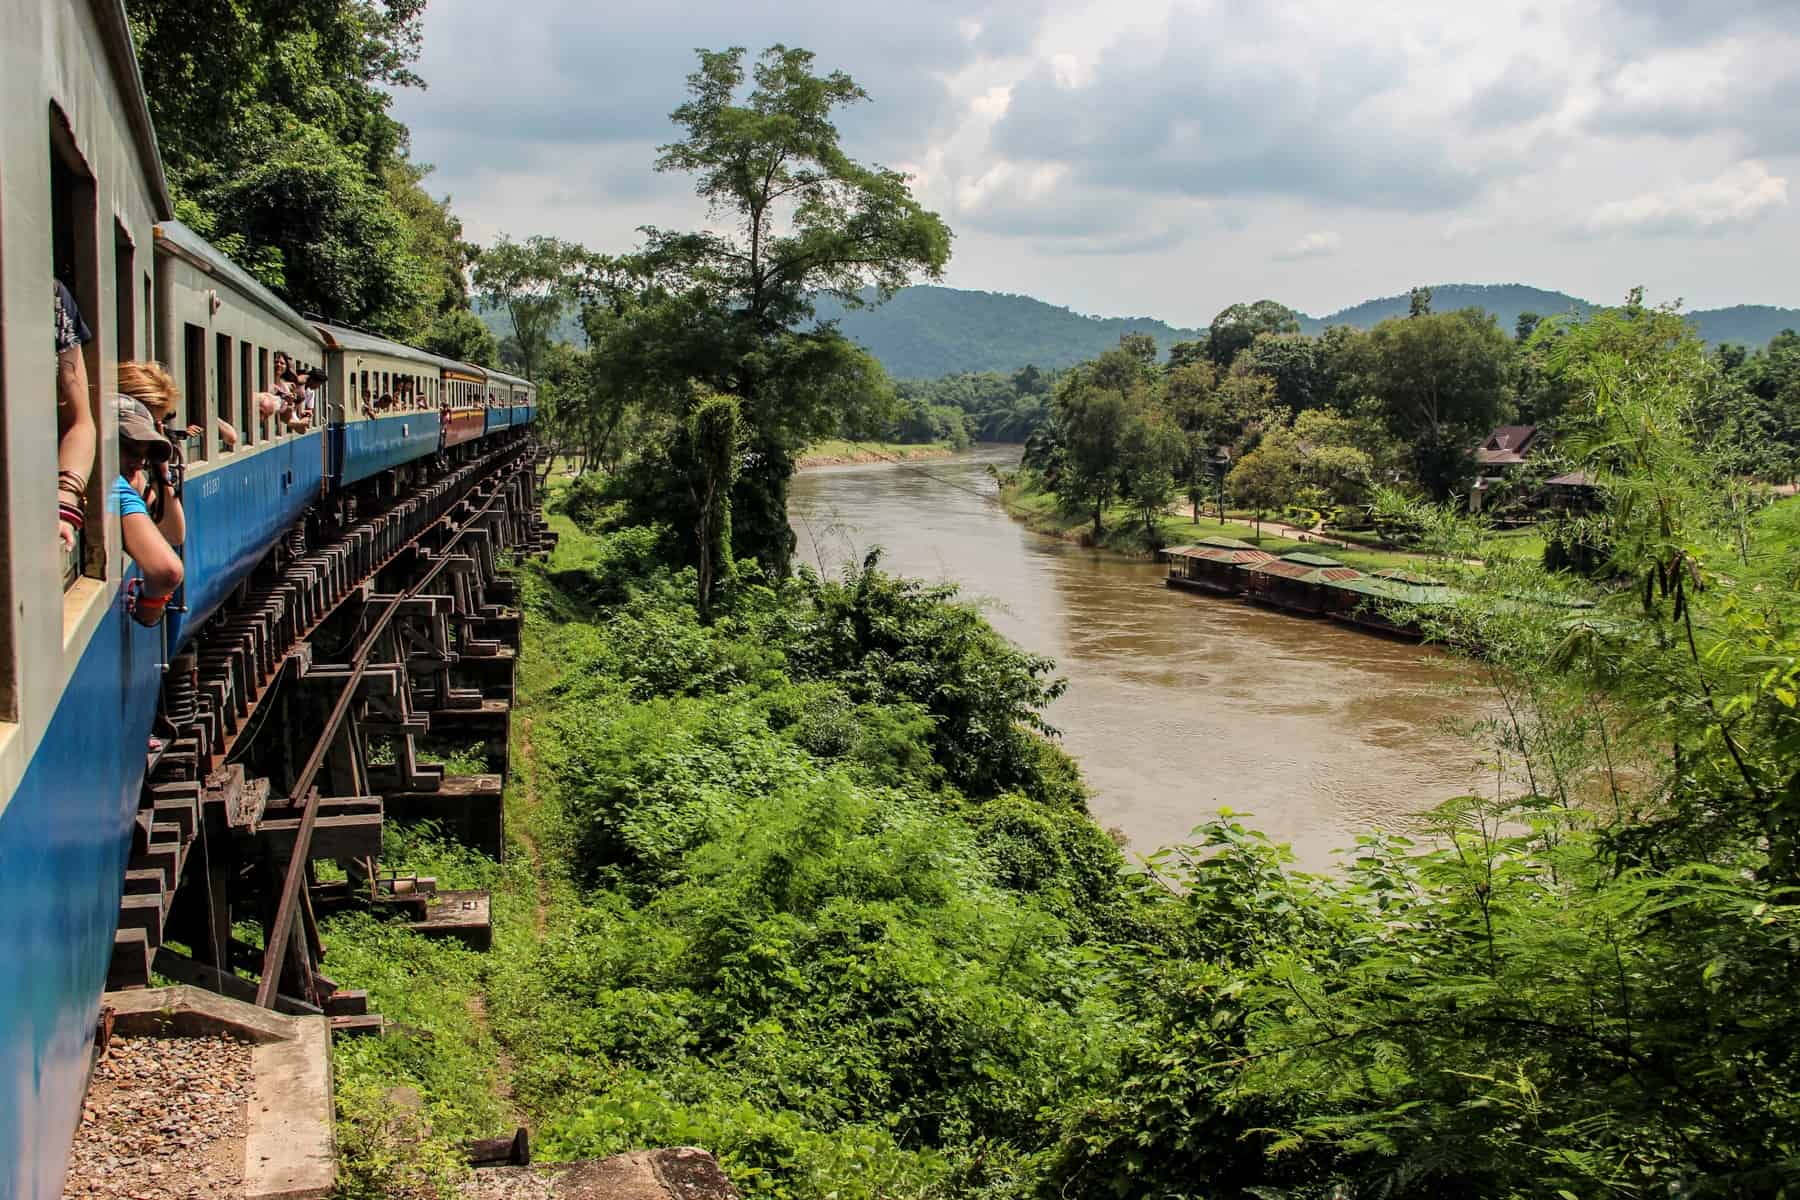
790 446 1490 867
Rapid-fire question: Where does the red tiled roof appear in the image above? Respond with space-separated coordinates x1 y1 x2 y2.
1475 424 1540 465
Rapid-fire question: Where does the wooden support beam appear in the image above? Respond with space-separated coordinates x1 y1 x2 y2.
152 947 323 1016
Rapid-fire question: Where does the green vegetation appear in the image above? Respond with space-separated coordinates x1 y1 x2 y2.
1012 287 1800 561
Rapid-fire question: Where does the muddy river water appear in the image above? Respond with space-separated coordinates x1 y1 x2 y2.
790 446 1490 867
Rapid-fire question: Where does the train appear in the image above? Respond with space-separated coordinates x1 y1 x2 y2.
1 2 538 1194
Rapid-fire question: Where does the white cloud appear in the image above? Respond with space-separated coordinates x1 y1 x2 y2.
1276 231 1342 261
1585 161 1789 237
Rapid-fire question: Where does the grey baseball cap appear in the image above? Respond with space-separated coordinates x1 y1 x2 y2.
115 395 172 462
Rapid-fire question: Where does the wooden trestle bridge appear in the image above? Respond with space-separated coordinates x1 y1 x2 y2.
108 435 556 1031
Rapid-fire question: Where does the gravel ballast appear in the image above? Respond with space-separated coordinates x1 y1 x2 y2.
63 1033 254 1199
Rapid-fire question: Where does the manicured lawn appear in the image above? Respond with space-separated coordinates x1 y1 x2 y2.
1001 483 1424 571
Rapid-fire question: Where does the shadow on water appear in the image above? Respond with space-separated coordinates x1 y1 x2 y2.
790 446 1488 869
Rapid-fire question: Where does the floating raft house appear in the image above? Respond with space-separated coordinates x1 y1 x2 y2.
1164 536 1277 595
1320 567 1458 638
1238 551 1364 615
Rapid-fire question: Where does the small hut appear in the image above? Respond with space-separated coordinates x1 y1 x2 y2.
1321 568 1456 638
1164 536 1276 595
1238 551 1364 615
1545 469 1603 513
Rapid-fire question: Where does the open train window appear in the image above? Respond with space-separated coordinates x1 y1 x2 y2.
215 333 233 453
183 324 207 462
52 103 102 587
239 342 254 447
114 223 135 362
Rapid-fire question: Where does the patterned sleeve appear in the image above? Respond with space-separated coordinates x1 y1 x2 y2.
54 280 93 355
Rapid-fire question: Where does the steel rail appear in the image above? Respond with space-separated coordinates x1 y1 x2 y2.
254 473 517 1007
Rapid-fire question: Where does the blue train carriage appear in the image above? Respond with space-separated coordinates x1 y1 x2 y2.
316 322 462 487
0 0 173 1194
152 220 327 648
483 366 536 434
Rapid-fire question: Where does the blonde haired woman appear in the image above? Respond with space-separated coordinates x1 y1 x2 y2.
118 359 236 449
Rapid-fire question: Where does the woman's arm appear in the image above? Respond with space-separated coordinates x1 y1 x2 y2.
57 347 96 547
121 510 183 595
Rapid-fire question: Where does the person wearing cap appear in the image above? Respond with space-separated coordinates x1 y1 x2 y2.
114 395 184 626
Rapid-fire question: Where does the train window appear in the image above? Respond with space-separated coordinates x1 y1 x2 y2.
114 223 135 361
52 104 103 585
239 342 254 447
258 348 268 392
215 333 233 453
183 324 207 462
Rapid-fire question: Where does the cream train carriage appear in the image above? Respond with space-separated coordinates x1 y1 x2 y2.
0 2 172 1194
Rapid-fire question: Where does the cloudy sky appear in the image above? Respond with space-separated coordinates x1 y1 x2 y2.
390 0 1799 326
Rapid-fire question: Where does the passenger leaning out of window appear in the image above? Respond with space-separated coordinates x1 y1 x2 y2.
54 280 98 552
115 396 185 626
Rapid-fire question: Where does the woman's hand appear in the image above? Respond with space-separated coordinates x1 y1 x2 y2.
58 517 77 551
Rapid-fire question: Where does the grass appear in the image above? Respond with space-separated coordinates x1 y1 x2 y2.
325 494 594 1198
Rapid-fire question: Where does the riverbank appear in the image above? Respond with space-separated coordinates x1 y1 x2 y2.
795 439 956 468
997 475 1428 573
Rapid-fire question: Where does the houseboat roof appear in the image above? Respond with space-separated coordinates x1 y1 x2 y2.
1170 545 1277 565
1278 551 1348 569
1371 567 1446 586
1241 559 1364 583
1196 535 1260 550
1324 575 1456 605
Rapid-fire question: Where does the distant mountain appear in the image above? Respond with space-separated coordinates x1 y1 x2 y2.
810 287 1207 378
1298 284 1596 336
1301 286 1799 349
1687 306 1800 349
479 284 1799 381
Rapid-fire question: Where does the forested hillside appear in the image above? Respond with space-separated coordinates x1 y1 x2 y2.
804 284 1800 378
809 286 1206 376
1297 283 1595 334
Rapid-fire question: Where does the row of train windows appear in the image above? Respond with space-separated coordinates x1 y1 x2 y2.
176 327 312 462
358 369 438 407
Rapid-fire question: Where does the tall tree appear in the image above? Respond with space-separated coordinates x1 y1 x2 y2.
1354 308 1515 499
1208 300 1300 369
473 236 587 382
598 44 952 575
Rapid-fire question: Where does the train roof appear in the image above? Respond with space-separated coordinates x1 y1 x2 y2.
154 221 318 343
96 0 174 219
484 367 534 390
311 322 476 373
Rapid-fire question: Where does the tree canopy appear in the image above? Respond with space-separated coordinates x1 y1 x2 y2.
129 0 484 340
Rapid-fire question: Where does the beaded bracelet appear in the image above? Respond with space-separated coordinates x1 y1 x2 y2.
58 502 85 531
